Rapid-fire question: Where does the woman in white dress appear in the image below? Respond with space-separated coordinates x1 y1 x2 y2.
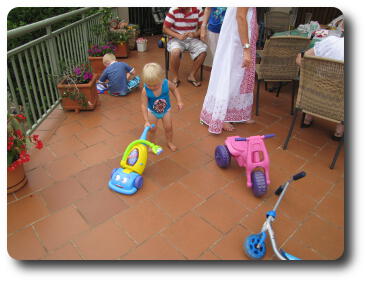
200 7 258 134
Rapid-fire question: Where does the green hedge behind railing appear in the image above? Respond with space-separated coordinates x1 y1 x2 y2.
7 7 118 133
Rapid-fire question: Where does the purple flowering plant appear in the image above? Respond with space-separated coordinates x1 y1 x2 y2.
57 61 94 107
88 42 117 57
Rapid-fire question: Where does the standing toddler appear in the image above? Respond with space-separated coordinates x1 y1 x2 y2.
141 63 183 151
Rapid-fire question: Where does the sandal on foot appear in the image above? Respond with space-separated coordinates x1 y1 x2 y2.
332 133 343 141
187 78 201 87
301 120 313 128
172 80 180 88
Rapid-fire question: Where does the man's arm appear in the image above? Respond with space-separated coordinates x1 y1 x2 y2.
296 48 315 66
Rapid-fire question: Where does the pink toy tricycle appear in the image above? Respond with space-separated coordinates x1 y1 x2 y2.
215 134 275 197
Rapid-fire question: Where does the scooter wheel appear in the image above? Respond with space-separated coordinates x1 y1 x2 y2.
251 170 267 197
215 145 231 168
243 233 266 260
134 175 144 190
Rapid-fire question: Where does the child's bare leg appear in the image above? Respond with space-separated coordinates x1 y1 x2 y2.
162 111 177 151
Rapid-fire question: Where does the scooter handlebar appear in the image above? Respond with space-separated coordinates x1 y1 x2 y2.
293 171 306 181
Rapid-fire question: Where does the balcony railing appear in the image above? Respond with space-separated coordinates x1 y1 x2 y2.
7 7 118 133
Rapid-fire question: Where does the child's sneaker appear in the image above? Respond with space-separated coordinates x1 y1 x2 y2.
96 83 108 94
127 76 141 91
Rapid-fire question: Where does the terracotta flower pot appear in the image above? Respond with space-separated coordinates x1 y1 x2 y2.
7 163 28 194
57 73 99 113
88 56 105 75
115 42 129 58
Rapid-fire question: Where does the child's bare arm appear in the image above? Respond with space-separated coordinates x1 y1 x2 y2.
140 88 150 127
126 67 136 80
168 81 184 110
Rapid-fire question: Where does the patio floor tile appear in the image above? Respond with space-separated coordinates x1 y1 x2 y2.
315 193 344 228
34 206 89 251
41 178 88 212
46 154 87 181
74 220 135 260
152 182 202 220
291 215 344 259
194 192 249 233
8 226 46 260
47 135 87 158
114 200 172 244
179 166 231 199
43 243 82 260
211 225 249 260
161 212 222 259
123 235 185 260
144 158 190 187
75 126 112 146
75 162 113 193
14 167 54 199
7 194 49 234
75 189 129 226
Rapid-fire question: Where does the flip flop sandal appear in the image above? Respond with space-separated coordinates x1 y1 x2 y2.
187 79 201 87
172 80 180 88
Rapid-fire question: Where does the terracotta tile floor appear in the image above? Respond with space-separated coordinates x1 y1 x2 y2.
7 36 344 260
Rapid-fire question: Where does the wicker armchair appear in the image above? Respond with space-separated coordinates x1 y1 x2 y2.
283 55 344 169
264 11 291 39
255 36 311 115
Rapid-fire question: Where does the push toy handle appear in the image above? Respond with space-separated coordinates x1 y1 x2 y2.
293 171 306 181
140 124 156 140
235 137 247 141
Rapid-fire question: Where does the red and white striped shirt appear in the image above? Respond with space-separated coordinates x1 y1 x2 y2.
163 7 204 34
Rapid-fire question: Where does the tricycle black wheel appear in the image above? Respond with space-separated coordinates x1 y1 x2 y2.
215 145 231 168
251 170 267 197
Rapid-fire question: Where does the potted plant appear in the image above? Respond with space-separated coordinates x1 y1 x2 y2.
87 42 117 74
127 24 140 50
56 62 99 112
108 29 130 58
7 113 43 193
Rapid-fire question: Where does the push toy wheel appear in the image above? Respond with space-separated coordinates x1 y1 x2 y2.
243 233 266 259
251 170 267 197
134 175 144 190
215 145 231 168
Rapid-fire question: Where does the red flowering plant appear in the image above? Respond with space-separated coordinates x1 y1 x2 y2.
7 113 43 171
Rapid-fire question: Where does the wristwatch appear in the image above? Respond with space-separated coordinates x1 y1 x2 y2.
243 43 250 49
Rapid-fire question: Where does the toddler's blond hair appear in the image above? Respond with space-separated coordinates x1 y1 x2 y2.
102 53 116 65
141 63 164 85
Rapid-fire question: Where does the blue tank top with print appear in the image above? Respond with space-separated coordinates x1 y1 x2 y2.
208 7 227 33
145 79 171 116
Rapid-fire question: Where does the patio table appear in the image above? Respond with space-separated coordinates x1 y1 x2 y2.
272 29 322 48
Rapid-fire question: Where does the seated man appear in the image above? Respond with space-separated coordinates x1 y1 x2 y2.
163 7 208 87
296 36 344 140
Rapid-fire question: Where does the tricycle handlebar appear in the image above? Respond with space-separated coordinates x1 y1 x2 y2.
234 134 275 142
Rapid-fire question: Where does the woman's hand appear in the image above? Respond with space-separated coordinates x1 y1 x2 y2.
242 48 251 68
